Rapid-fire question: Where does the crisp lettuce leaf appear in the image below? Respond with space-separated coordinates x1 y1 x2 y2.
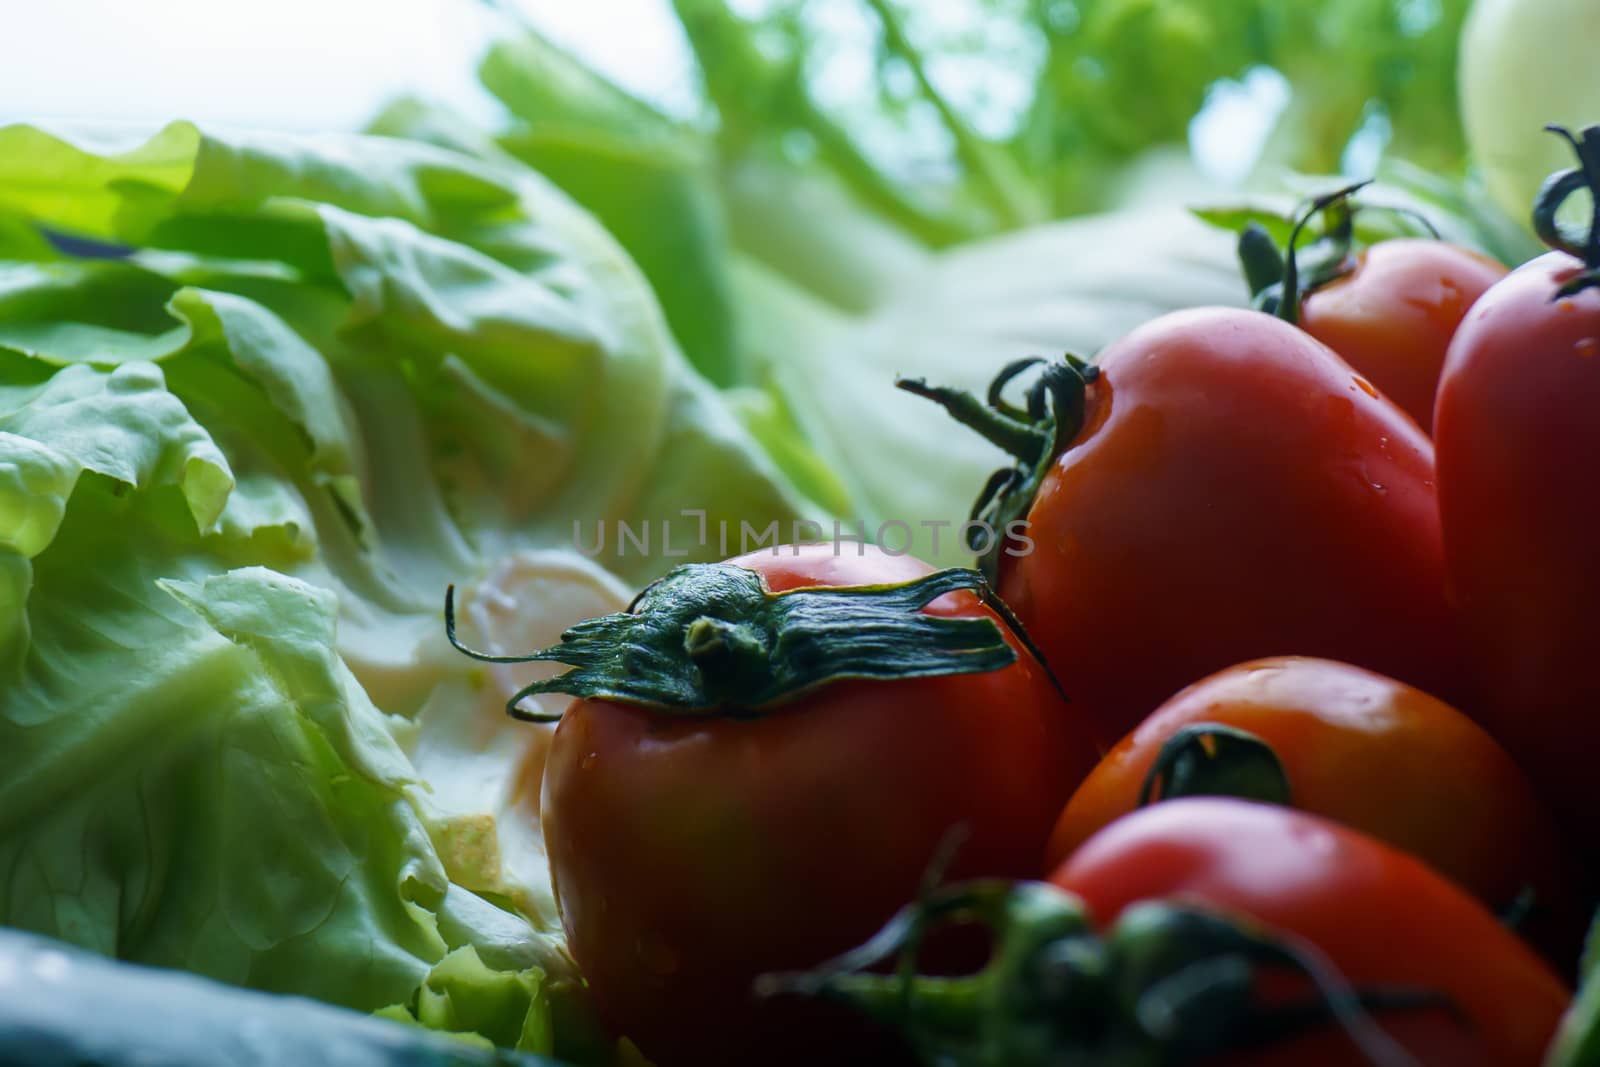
0 925 560 1067
1544 909 1600 1066
0 119 822 1059
377 945 553 1054
421 4 1478 565
483 0 1473 260
471 27 741 388
728 208 1246 564
376 80 1247 565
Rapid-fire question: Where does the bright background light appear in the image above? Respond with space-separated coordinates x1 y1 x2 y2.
0 0 691 130
0 0 1279 184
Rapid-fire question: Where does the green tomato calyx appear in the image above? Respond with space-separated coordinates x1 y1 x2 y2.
759 880 1451 1067
445 564 1055 719
898 356 1097 585
1138 723 1293 808
1233 181 1444 323
1241 181 1358 323
1534 124 1600 299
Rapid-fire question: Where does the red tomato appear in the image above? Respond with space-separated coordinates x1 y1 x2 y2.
1436 249 1600 844
1044 656 1579 961
1052 799 1569 1066
539 544 1094 1066
985 309 1464 747
1299 239 1506 433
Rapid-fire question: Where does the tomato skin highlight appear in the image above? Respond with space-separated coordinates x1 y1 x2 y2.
1435 250 1600 844
1050 799 1570 1067
1299 238 1507 434
540 544 1094 1066
999 308 1464 748
1044 656 1578 959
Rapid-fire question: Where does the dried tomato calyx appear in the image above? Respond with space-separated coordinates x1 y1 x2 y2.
445 564 1042 719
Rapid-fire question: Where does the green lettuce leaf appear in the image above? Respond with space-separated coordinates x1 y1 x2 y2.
386 2 1480 565
726 208 1246 564
376 75 1249 566
0 925 560 1067
0 119 822 1059
479 0 1473 258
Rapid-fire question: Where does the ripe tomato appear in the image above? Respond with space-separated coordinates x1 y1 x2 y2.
907 307 1465 748
1436 250 1600 842
1434 125 1600 846
535 544 1093 1066
1298 239 1506 433
1052 799 1570 1066
1044 656 1578 961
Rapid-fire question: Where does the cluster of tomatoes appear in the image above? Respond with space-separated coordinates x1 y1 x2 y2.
455 127 1600 1067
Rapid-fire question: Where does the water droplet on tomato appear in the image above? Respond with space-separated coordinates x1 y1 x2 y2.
581 752 599 770
1352 376 1379 398
1577 338 1599 359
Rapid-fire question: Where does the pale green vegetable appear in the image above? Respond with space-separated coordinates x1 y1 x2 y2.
0 120 819 1058
1461 0 1600 226
0 926 558 1066
369 2 1490 564
1542 910 1600 1066
729 209 1247 565
377 75 1250 566
479 0 1475 264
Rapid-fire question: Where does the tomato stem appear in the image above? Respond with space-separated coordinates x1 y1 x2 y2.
444 566 1047 718
898 357 1097 584
1534 125 1600 298
1137 723 1293 808
757 880 1092 1059
1226 181 1450 321
764 880 1447 1067
1273 180 1371 325
894 377 1048 464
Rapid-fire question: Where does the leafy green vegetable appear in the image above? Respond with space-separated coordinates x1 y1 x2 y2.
378 946 552 1053
379 38 1257 565
1542 908 1600 1066
0 926 559 1066
370 0 1492 564
0 119 821 1057
472 30 741 388
723 210 1247 565
481 0 1474 253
